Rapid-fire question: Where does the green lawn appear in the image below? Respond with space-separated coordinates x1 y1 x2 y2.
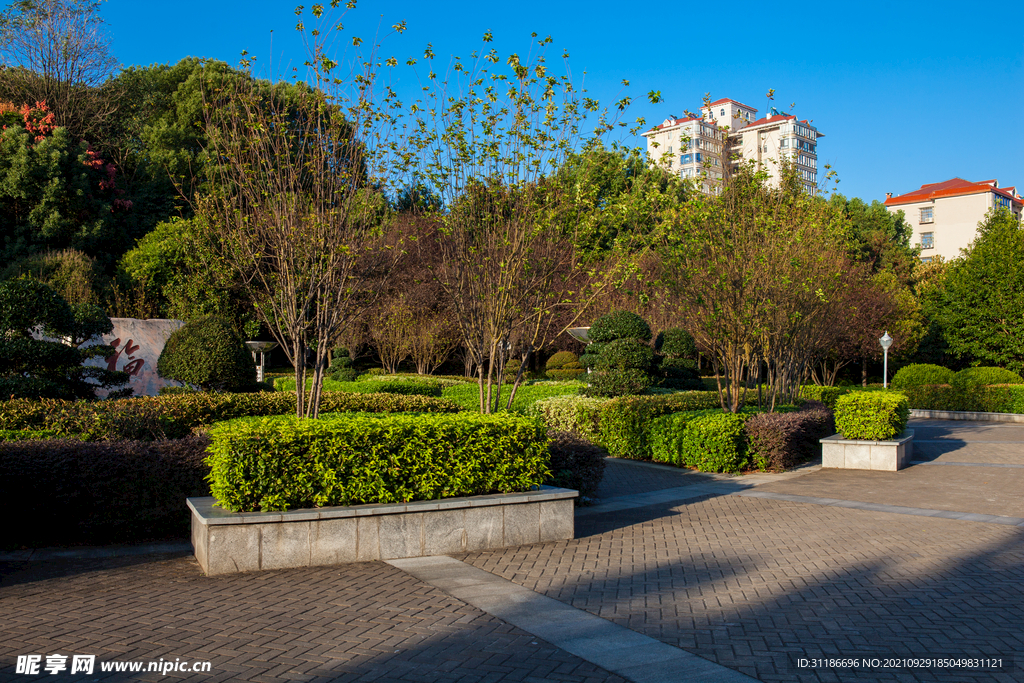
441 382 581 413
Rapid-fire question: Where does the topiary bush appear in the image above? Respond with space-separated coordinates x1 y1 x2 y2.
547 362 585 381
205 412 550 512
654 328 696 359
890 363 954 390
546 431 607 504
834 392 909 440
583 368 652 398
588 310 652 343
546 351 579 370
329 348 358 382
158 315 256 392
546 351 584 380
594 338 654 372
579 342 605 370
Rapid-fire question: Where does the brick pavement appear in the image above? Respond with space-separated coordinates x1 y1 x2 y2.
460 494 1024 683
595 460 716 499
0 554 625 682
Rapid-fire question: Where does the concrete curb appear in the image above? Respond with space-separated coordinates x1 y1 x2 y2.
911 408 1024 423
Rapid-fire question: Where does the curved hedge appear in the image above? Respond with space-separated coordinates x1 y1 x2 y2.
206 413 551 512
546 351 579 370
157 315 255 392
891 364 954 390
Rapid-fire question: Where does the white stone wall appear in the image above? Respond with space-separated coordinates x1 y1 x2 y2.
82 318 185 397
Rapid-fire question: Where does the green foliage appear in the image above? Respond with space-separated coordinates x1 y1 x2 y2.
546 351 579 370
583 368 652 398
0 429 59 441
276 378 443 397
649 412 701 465
891 363 955 390
744 404 836 472
579 342 605 370
205 413 551 512
950 367 1024 391
157 315 255 392
588 310 653 343
0 391 460 441
594 338 654 371
654 328 696 358
596 391 728 459
834 392 909 440
651 412 749 473
546 431 606 503
798 385 848 410
547 365 585 381
527 394 609 441
442 382 581 414
0 278 129 399
1 248 101 305
937 209 1024 372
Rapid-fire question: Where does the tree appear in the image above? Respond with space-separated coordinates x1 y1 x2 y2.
197 3 405 418
401 32 656 412
660 163 858 411
0 277 129 399
831 194 919 284
0 0 118 138
937 209 1024 372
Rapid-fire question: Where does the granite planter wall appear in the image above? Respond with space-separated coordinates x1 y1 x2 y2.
189 486 578 576
820 430 914 471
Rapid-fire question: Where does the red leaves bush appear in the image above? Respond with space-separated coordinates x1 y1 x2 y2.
546 431 607 503
744 401 836 472
0 436 211 547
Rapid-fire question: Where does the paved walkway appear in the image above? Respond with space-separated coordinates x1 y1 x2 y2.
2 418 1022 682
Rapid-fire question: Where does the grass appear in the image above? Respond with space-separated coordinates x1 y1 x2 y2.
441 382 582 413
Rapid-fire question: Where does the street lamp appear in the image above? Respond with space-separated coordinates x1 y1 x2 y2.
879 331 893 389
245 341 278 383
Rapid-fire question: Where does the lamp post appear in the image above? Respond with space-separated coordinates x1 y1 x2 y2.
879 331 893 389
245 341 278 384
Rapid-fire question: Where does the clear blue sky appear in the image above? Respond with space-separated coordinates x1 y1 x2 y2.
103 0 1023 203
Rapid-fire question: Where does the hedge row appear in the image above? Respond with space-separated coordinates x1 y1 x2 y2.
0 391 460 441
206 413 551 512
547 431 606 503
274 377 444 396
0 436 211 548
745 403 836 471
900 384 1024 413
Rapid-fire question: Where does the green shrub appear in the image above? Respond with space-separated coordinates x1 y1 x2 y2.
441 381 580 413
654 328 696 358
358 373 472 388
157 315 256 392
0 436 211 547
546 351 579 370
0 391 460 441
900 384 960 411
679 412 749 472
368 368 388 376
583 368 652 398
798 385 848 410
503 359 522 383
579 342 605 370
588 311 652 343
546 431 606 503
528 394 609 441
547 366 585 381
205 413 550 512
594 338 654 371
951 367 1024 390
891 363 954 390
649 412 703 465
834 392 909 440
595 392 729 459
0 429 59 441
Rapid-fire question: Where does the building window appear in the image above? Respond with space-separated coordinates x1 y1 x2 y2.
921 232 934 249
667 146 672 154
681 154 692 164
920 207 934 224
720 109 724 116
920 256 933 264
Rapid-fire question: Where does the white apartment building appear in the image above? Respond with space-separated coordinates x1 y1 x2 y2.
643 97 823 194
883 178 1023 262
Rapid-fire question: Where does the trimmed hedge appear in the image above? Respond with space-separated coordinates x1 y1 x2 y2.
546 431 607 503
951 367 1024 390
902 383 1024 413
583 368 652 398
588 310 652 343
834 392 909 440
546 351 579 370
528 394 609 441
0 436 211 547
0 391 460 441
649 411 748 472
205 413 551 512
891 363 954 390
157 315 255 392
597 391 731 459
745 402 836 471
798 385 848 410
441 382 580 413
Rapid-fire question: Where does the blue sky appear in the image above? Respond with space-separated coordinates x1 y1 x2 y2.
103 0 1023 203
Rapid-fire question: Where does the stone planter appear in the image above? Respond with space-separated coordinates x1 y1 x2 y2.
188 486 578 576
820 430 914 471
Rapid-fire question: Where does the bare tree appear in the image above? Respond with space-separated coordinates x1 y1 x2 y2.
197 4 406 418
0 0 118 136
